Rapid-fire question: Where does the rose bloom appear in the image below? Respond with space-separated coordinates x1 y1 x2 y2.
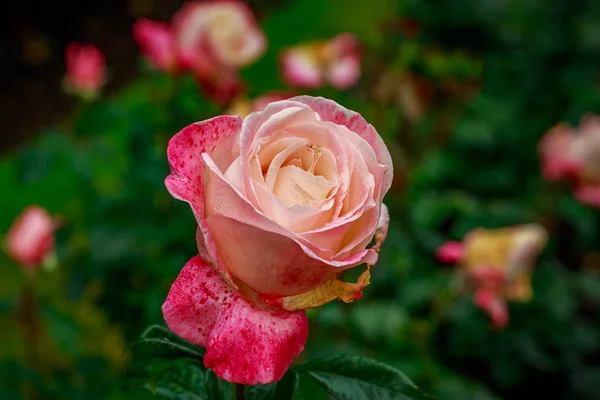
7 206 55 269
63 43 106 100
281 33 361 90
539 114 600 208
173 0 266 102
226 92 295 119
163 96 392 384
437 224 547 329
133 18 178 73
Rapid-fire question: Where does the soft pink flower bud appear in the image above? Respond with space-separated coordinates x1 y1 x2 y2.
435 241 464 263
6 206 55 269
133 18 178 73
63 43 106 99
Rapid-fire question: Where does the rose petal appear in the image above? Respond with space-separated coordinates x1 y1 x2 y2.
574 183 600 208
281 48 323 88
133 18 177 72
206 214 335 295
165 116 242 283
473 289 509 330
290 96 393 196
327 55 361 89
162 256 308 384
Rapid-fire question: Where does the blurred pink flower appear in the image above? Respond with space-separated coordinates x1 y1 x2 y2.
435 240 464 263
539 115 600 208
281 33 361 90
63 43 106 100
7 206 55 269
162 96 392 383
439 224 547 329
133 18 178 73
173 0 266 103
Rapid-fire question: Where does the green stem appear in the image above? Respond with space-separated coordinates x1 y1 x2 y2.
18 272 39 399
235 383 246 400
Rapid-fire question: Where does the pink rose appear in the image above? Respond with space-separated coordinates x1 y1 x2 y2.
7 206 55 269
173 0 266 102
163 96 392 384
539 114 600 208
133 18 178 73
63 43 106 100
281 34 361 90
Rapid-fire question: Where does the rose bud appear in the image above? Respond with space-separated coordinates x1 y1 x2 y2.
163 96 392 384
227 91 295 118
6 206 55 269
133 18 178 73
281 33 361 90
63 43 106 100
173 1 266 102
442 224 547 329
539 114 600 208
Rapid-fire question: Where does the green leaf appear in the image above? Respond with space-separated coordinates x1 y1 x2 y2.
131 325 206 359
204 369 234 400
296 355 435 400
139 359 206 400
246 371 299 400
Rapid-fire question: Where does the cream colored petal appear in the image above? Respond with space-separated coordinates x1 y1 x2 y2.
273 165 337 207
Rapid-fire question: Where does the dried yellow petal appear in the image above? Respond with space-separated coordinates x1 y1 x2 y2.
259 268 371 311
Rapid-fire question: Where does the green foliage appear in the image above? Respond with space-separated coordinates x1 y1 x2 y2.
297 355 435 400
1 0 600 399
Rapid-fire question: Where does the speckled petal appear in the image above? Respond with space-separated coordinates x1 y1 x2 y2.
162 256 308 385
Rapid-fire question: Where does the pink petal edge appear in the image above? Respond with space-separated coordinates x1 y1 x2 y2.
162 256 308 385
165 115 242 282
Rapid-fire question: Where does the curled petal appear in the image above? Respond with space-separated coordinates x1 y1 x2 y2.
372 203 390 252
259 267 371 311
162 256 308 385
